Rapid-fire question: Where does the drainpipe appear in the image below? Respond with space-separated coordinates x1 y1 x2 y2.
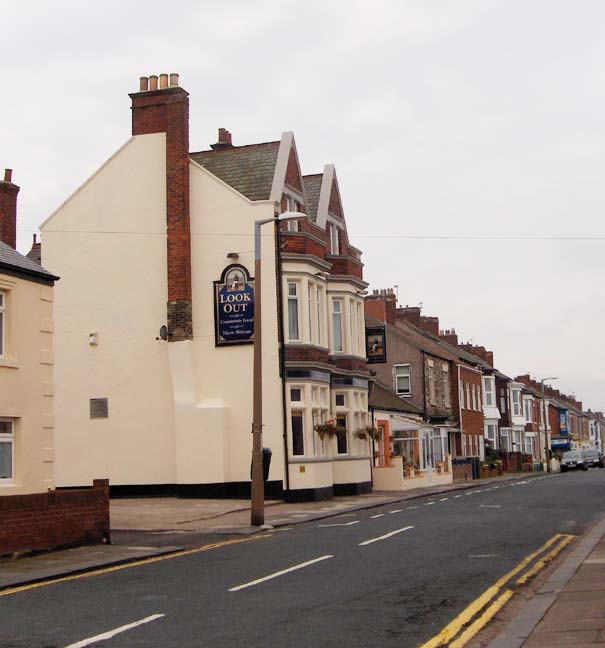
421 351 427 419
368 379 376 487
458 364 463 455
275 218 291 497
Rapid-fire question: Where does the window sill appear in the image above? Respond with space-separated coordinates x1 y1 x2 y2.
0 357 19 369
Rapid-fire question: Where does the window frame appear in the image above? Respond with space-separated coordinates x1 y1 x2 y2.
329 223 340 255
290 410 305 456
512 389 521 416
287 281 300 341
0 419 15 483
332 298 343 352
483 377 493 406
394 364 411 397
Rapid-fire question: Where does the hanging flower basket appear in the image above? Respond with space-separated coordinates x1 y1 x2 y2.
353 426 381 441
314 420 347 440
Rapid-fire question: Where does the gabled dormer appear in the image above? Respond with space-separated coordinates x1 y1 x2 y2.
269 132 308 218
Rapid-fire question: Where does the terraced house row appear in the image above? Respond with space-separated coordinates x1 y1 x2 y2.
0 73 602 552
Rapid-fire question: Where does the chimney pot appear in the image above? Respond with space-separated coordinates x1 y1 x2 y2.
169 73 179 87
3 169 12 183
159 73 168 89
139 76 149 92
149 75 158 91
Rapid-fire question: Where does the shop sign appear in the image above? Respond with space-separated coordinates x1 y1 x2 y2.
366 326 387 363
214 264 254 346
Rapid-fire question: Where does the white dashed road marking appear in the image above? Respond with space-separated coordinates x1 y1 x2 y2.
359 526 414 546
318 521 360 528
370 514 385 519
229 555 333 592
65 614 165 648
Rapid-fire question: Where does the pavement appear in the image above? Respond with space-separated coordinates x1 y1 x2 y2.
488 514 605 647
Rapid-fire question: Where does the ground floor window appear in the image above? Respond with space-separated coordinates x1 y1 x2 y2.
336 414 348 454
291 411 305 456
524 434 534 456
500 429 510 452
0 419 14 481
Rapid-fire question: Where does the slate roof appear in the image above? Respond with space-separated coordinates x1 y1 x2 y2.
370 380 424 415
190 142 280 201
302 174 322 222
0 240 58 284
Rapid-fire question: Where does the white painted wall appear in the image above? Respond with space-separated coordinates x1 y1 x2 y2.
43 134 176 487
43 134 285 489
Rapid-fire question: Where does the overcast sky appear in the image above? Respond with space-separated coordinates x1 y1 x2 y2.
2 1 604 410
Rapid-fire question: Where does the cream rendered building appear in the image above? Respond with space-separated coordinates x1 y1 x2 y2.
42 74 371 500
0 172 59 495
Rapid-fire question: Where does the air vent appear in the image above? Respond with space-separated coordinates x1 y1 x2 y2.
90 398 109 419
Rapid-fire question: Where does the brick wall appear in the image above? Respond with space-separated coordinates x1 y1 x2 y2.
0 479 110 557
459 365 484 451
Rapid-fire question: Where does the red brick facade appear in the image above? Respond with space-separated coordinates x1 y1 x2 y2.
0 169 19 249
130 82 193 341
0 480 110 557
457 366 485 454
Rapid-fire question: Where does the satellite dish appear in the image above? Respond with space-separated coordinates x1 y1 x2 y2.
157 325 168 341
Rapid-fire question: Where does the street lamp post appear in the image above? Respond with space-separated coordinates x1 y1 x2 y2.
251 211 302 527
540 376 558 474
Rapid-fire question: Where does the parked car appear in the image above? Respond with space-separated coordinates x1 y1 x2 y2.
581 449 604 469
560 451 586 472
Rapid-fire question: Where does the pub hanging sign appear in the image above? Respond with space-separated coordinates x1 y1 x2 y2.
365 326 387 364
214 264 255 346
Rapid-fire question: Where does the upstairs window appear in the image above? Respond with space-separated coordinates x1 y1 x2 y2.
524 400 532 422
316 287 322 346
442 364 451 407
483 377 493 406
427 360 436 404
394 365 411 396
0 291 4 357
512 390 521 416
329 224 340 255
287 282 300 341
286 219 299 232
332 299 343 352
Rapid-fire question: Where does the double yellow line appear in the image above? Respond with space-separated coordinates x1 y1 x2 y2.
420 533 575 648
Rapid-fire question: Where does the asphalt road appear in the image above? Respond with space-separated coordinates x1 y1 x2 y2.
2 469 604 648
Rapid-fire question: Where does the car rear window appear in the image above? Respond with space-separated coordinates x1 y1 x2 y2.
563 452 582 460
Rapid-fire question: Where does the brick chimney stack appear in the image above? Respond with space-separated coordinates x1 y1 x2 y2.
365 288 396 324
396 306 421 327
419 316 439 336
0 169 19 249
439 328 458 347
211 128 233 150
130 73 192 341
